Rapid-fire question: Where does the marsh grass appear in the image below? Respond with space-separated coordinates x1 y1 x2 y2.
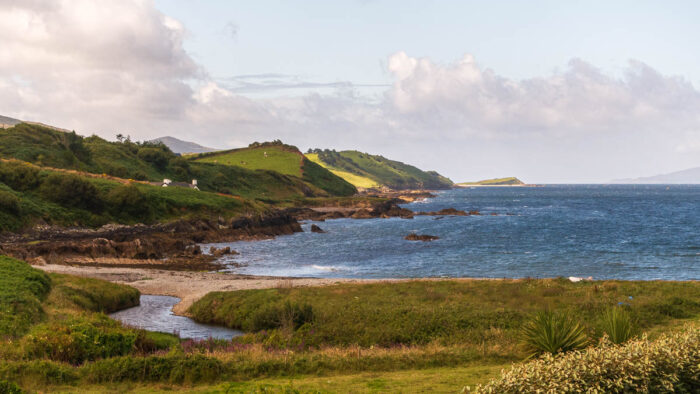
189 278 700 350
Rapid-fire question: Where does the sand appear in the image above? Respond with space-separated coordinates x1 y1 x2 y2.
36 264 389 315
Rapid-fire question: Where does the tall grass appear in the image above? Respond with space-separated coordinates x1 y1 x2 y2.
189 279 700 350
601 306 634 345
0 256 51 337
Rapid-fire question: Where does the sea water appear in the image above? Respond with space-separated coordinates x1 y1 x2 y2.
207 185 700 280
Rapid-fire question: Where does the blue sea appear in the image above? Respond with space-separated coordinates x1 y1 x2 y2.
208 185 700 280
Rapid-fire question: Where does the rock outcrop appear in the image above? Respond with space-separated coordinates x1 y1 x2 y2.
0 211 301 271
310 224 325 233
404 233 440 241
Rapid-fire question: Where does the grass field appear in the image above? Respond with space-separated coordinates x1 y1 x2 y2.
195 144 357 196
308 149 453 190
189 279 700 349
196 145 304 177
305 153 379 189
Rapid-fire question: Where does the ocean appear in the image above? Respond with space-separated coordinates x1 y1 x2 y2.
207 185 700 280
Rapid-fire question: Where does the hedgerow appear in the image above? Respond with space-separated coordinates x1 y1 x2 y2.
469 327 700 393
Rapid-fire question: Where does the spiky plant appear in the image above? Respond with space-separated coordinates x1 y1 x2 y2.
520 310 588 358
601 306 634 345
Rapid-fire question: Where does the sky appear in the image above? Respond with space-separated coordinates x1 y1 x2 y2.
1 0 699 183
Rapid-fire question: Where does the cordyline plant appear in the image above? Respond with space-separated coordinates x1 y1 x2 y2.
519 310 588 358
465 326 700 393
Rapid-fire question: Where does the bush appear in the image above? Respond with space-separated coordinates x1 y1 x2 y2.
520 310 588 358
38 173 102 211
22 315 137 365
0 161 40 191
0 190 20 214
0 380 22 394
468 327 700 393
105 185 152 220
137 147 171 171
602 306 634 345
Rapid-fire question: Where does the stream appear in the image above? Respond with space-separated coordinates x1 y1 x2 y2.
109 295 243 340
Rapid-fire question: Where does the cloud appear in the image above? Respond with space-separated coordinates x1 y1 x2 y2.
0 0 199 133
384 52 700 138
0 2 699 181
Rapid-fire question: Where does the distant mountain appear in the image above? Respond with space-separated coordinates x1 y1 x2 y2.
457 177 525 186
305 149 453 190
0 115 21 127
614 167 700 184
150 136 218 154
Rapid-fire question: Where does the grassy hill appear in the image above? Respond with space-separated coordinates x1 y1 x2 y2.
194 141 357 196
0 124 349 201
0 160 268 231
458 177 525 186
306 149 453 190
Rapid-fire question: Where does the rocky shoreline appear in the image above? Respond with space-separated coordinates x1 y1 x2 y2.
1 196 476 272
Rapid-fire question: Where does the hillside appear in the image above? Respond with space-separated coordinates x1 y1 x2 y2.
306 149 453 190
0 159 269 231
0 123 337 200
458 177 525 186
613 166 700 184
194 141 357 196
150 136 218 154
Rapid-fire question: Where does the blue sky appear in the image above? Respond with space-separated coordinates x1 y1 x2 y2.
156 0 700 93
2 1 699 182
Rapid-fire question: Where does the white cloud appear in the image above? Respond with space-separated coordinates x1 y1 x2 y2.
384 52 700 138
0 2 699 182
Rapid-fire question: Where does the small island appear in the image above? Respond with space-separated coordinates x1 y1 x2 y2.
456 177 525 187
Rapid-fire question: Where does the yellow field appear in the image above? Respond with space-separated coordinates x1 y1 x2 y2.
305 153 379 188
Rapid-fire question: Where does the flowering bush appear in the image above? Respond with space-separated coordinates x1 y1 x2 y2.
468 327 700 393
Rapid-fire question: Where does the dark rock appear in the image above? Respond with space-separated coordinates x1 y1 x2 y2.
310 224 326 233
405 233 440 241
416 208 469 216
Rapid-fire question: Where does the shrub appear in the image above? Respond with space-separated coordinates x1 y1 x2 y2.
38 173 102 211
520 310 588 358
137 147 171 171
602 306 634 345
0 161 40 191
0 380 22 394
105 185 152 220
468 327 700 393
0 190 20 214
22 314 137 365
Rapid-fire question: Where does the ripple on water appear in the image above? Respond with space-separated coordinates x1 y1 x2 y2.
109 295 242 340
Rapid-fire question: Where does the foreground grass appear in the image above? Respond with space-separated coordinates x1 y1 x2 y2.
3 255 699 392
50 364 504 393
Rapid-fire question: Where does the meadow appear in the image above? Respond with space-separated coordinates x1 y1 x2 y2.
3 251 697 393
